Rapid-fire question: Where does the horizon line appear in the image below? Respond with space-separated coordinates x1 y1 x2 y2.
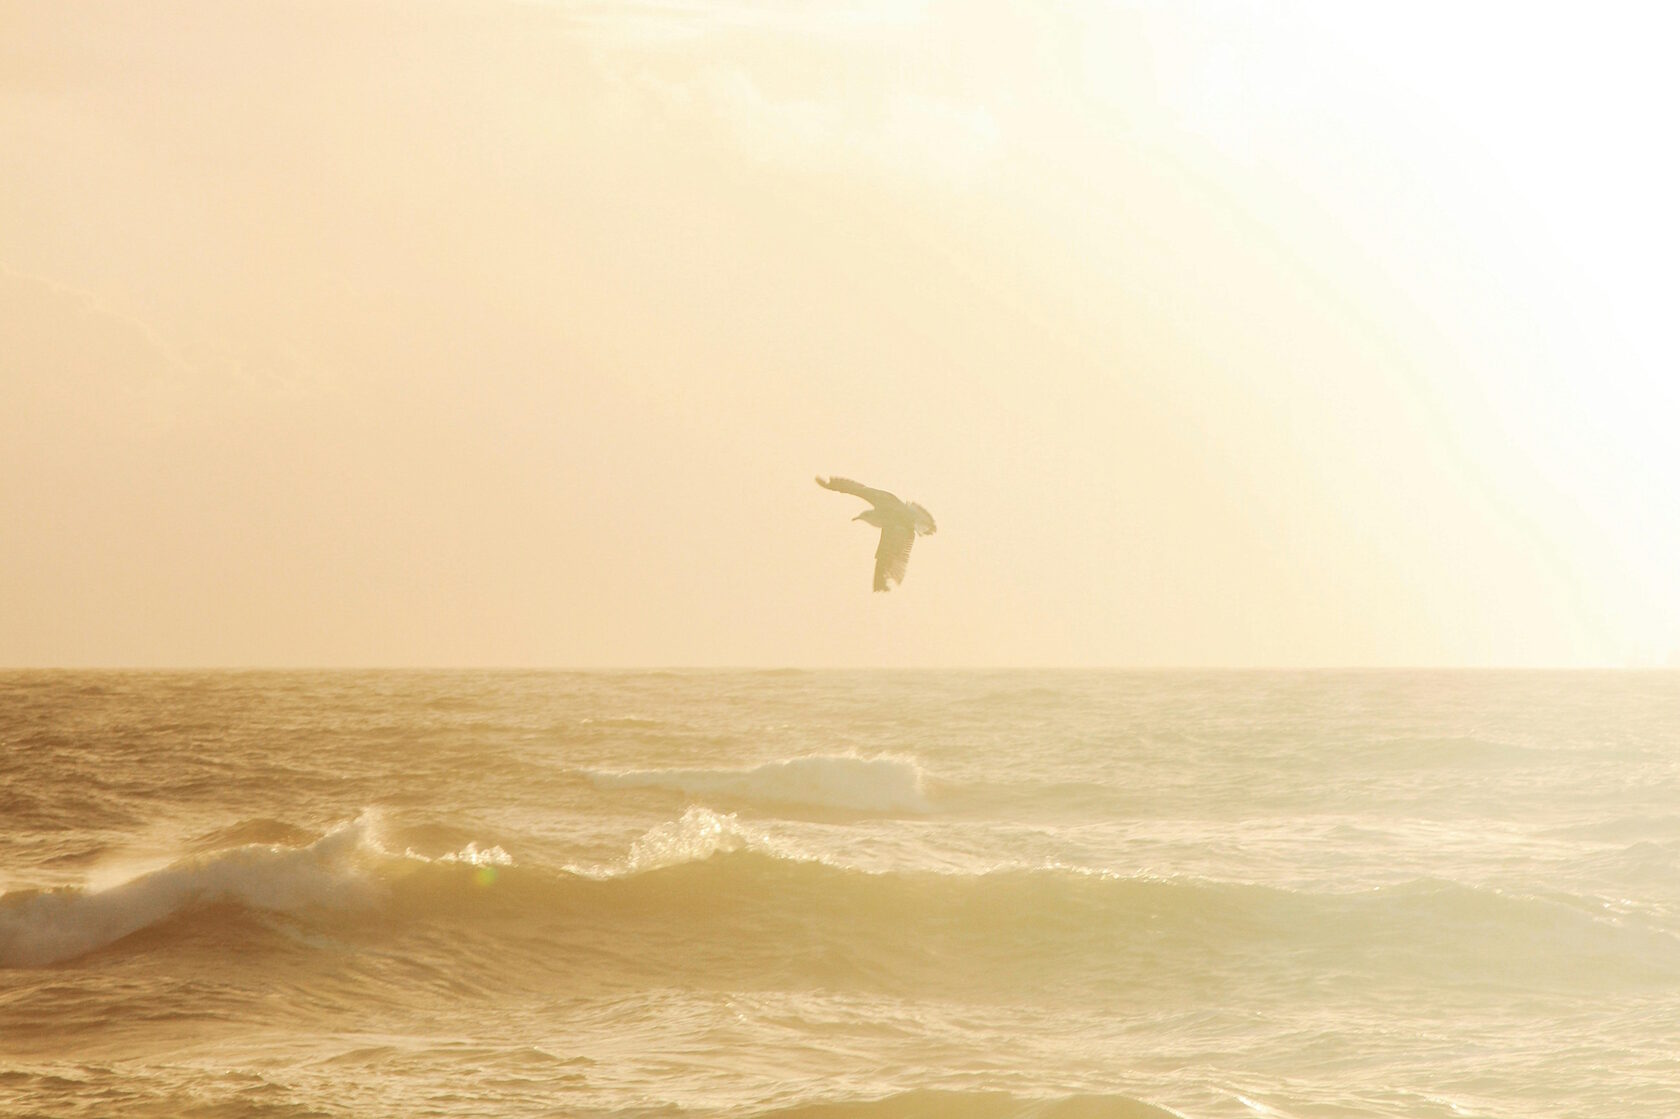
3 664 1675 673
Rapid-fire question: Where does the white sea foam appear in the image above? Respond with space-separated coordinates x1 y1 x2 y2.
586 753 931 812
425 841 515 867
566 806 799 878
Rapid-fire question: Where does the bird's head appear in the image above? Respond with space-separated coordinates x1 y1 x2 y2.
853 509 885 528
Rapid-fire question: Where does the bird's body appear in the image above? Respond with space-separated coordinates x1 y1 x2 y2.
816 476 937 591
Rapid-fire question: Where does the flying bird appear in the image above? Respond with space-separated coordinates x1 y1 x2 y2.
816 476 937 592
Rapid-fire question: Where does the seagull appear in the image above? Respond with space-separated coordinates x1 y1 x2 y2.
816 476 937 592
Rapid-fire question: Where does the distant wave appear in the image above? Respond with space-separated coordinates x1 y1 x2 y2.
585 754 932 813
1544 813 1680 843
969 685 1069 709
1363 734 1558 769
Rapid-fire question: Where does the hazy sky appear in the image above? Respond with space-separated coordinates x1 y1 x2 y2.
4 1 1678 667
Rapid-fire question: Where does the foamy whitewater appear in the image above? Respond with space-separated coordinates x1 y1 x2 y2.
3 671 1678 1118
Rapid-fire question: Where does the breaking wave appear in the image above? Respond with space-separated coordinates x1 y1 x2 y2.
0 814 509 967
568 806 803 876
8 810 1677 998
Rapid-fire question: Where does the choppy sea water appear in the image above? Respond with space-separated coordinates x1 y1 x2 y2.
3 670 1678 1119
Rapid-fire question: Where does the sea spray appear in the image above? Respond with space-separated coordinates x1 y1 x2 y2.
564 806 802 878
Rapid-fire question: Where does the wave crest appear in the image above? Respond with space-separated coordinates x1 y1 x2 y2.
0 814 509 967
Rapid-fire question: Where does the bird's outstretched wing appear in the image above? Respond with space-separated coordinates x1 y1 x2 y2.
873 523 916 592
816 475 896 507
908 502 937 535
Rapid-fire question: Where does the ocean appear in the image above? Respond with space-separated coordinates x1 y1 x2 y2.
2 670 1677 1118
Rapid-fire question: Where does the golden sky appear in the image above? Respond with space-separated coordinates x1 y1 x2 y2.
3 1 1677 667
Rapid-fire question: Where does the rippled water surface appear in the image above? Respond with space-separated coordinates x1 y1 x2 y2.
3 670 1678 1118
